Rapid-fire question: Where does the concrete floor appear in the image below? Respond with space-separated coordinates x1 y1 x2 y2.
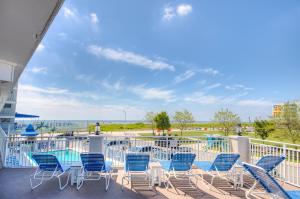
0 168 298 199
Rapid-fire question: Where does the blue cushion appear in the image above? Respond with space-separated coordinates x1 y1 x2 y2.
104 161 112 172
287 191 300 199
61 164 70 172
159 160 171 171
194 161 212 172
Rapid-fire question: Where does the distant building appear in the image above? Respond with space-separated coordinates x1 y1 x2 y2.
272 101 300 118
272 104 283 118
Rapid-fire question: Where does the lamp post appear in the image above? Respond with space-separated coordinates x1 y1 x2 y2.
95 122 100 135
236 123 242 136
123 110 127 122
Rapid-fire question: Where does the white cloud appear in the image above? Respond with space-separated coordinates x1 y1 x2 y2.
18 84 68 95
174 70 196 83
90 13 99 24
63 7 77 19
28 67 47 74
100 79 123 91
89 13 99 31
163 4 192 21
185 92 219 104
58 32 67 38
87 45 175 71
237 99 273 107
225 84 253 91
199 68 219 76
17 84 145 120
176 4 192 16
163 6 175 21
204 83 222 90
131 85 176 102
36 44 45 52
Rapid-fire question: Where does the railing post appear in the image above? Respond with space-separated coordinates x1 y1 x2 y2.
197 137 200 161
89 135 104 153
283 144 286 180
229 136 250 163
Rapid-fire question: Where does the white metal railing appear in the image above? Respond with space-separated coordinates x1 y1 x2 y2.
250 138 300 187
0 126 8 167
3 135 230 168
4 136 89 167
104 136 230 167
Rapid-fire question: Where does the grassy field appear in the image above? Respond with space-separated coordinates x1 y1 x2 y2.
86 122 299 145
139 129 300 145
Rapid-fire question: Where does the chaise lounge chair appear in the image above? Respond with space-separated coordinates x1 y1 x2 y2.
30 154 70 190
122 153 151 191
77 153 112 191
194 153 240 188
243 163 300 199
160 153 196 193
255 155 285 173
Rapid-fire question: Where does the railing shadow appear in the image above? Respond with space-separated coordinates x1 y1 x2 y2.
200 174 258 199
168 176 218 198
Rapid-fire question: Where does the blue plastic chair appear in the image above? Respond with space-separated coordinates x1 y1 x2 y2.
122 153 150 190
194 153 240 187
159 153 196 192
30 154 70 190
243 163 300 199
256 155 285 173
78 153 112 191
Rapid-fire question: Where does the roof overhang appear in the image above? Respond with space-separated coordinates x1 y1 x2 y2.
0 0 64 84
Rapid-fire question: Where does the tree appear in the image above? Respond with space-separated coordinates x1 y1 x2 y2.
154 112 171 135
49 127 56 138
173 109 194 136
145 112 156 135
87 124 95 135
214 109 240 136
278 102 300 144
36 121 48 139
254 119 275 140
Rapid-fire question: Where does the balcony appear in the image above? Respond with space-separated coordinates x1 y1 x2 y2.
0 135 300 199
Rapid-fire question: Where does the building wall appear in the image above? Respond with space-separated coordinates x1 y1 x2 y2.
272 101 300 118
0 85 17 134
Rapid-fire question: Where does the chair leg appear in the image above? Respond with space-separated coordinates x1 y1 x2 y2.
58 171 70 190
30 174 44 190
105 172 111 191
76 173 84 190
246 181 258 199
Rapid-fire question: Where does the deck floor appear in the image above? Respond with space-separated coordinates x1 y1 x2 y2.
0 168 298 199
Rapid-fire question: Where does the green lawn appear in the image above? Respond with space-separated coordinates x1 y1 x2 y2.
139 129 300 145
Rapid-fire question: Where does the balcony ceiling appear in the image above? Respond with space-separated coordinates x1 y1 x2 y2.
0 0 64 84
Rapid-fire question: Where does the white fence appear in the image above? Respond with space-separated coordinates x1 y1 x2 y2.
3 135 230 168
250 138 300 187
3 134 300 187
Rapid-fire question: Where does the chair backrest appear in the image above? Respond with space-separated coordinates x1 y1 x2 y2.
32 154 63 172
125 153 150 172
210 153 240 171
169 153 196 171
243 163 291 199
80 153 106 171
256 155 285 173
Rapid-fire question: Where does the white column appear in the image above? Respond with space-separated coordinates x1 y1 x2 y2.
89 135 104 153
229 136 250 163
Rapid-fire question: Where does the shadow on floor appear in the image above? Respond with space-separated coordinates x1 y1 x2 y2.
168 176 218 199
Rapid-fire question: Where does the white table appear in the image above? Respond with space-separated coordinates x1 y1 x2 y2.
232 165 244 189
149 162 162 186
69 162 82 185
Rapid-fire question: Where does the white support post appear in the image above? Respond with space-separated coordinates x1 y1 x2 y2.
229 136 250 163
89 135 104 153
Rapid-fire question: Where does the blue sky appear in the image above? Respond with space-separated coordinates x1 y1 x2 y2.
17 0 300 121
